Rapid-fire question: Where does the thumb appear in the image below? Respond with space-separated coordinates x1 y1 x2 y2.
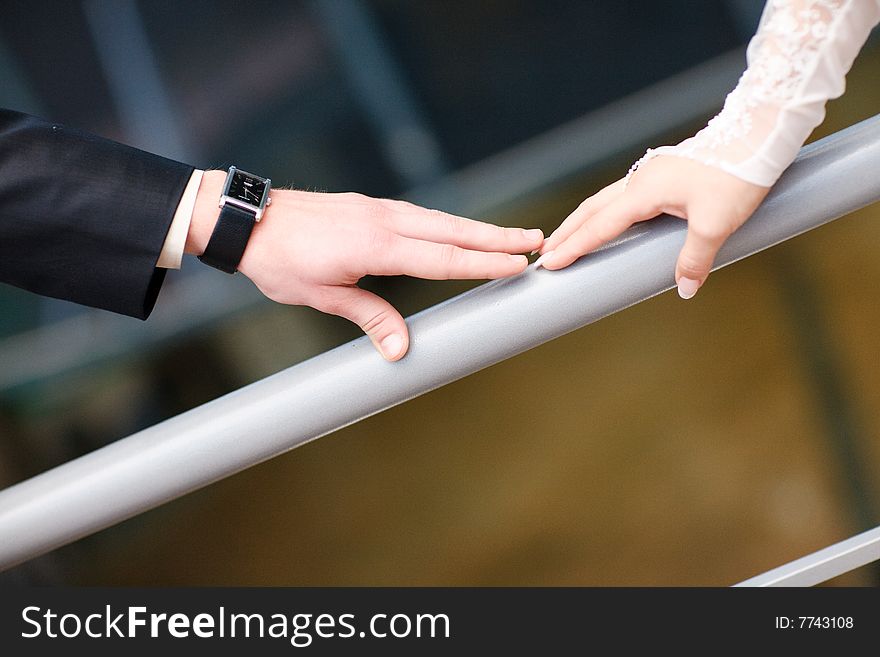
674 224 725 300
317 286 410 361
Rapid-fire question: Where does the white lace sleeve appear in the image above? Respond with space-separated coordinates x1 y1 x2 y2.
645 0 880 187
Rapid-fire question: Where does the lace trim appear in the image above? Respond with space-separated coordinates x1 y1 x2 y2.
667 0 848 172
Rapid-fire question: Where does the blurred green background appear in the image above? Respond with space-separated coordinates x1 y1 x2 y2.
1 0 879 586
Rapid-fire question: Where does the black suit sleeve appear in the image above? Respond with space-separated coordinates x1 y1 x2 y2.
0 108 194 319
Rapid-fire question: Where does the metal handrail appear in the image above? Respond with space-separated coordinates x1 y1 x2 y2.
1 115 880 574
736 525 880 586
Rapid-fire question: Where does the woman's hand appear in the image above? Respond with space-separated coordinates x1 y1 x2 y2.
537 155 770 299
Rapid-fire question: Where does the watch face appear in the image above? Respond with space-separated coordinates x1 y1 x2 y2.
227 170 268 207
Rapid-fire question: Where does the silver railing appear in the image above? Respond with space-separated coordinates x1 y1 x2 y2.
1 115 880 583
735 525 880 586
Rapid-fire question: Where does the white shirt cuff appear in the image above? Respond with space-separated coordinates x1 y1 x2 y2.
157 169 205 269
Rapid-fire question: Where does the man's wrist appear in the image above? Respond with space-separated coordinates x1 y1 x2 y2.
185 169 228 256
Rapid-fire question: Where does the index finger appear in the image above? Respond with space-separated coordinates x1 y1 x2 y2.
541 179 626 254
541 193 659 270
383 200 544 254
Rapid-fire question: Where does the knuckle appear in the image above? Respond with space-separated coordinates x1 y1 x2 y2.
590 222 618 245
365 200 390 224
677 254 709 278
502 226 522 243
398 199 422 214
438 243 461 269
340 191 365 204
365 228 392 253
384 198 411 214
575 198 594 216
361 307 393 335
484 252 514 278
441 213 465 237
690 222 729 243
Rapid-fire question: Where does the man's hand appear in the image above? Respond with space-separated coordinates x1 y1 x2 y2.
188 171 544 361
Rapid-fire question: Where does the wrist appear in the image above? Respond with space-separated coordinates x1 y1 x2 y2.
236 189 282 280
185 169 227 256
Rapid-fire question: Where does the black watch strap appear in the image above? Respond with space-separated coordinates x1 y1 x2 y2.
197 204 256 274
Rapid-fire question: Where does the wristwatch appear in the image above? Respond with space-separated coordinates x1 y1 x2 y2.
198 166 272 274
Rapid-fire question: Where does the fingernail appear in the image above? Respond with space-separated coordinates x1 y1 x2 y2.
380 333 404 360
508 254 528 265
522 228 543 241
677 277 700 300
534 250 555 268
529 249 539 256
